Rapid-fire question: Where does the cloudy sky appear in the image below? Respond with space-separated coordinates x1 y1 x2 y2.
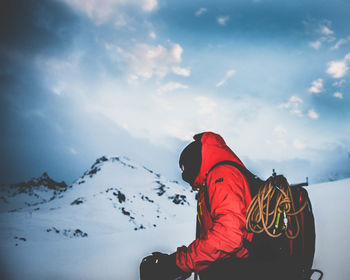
1 0 350 185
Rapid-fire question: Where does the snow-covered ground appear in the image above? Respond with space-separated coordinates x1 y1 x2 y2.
308 178 350 280
0 156 349 279
0 156 196 279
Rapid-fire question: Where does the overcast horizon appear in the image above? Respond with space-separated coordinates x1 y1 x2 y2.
1 0 350 185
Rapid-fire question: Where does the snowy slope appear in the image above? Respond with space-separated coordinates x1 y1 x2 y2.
0 156 197 279
0 158 349 280
308 178 350 280
0 172 68 213
0 156 196 240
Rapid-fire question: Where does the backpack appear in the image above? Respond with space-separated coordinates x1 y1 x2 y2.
202 161 322 280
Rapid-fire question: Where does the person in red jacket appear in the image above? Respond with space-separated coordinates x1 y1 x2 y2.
140 132 253 280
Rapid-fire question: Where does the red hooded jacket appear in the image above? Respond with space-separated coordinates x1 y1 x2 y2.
176 132 253 273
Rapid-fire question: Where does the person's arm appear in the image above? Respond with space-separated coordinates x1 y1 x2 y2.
176 166 248 273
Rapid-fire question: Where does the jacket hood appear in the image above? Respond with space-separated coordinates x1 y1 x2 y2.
193 132 244 188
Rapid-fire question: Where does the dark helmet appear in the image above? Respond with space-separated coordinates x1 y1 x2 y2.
179 133 203 186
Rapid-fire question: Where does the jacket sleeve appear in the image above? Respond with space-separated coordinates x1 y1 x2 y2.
176 166 248 273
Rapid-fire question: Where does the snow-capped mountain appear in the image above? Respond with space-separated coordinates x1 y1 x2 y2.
0 156 196 243
0 172 68 213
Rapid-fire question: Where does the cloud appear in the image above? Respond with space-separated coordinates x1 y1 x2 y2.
309 36 335 50
274 125 287 137
308 78 324 93
273 125 288 147
172 66 191 77
308 109 319 119
142 0 157 11
60 0 157 24
326 52 350 79
217 16 230 26
36 54 81 74
35 52 84 97
331 36 350 50
332 79 346 87
333 92 344 99
346 53 350 61
327 60 348 78
280 96 303 117
157 82 188 94
309 40 322 50
82 85 220 145
195 96 217 115
114 43 188 79
320 25 334 35
149 32 157 39
70 147 78 155
308 20 335 50
216 69 236 87
54 67 348 182
195 8 207 17
293 139 305 150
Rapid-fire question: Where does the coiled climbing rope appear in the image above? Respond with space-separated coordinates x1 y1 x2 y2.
246 175 307 239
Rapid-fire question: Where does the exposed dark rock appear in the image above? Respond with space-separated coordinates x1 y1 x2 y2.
121 207 130 216
90 156 108 170
82 157 109 179
144 166 161 178
106 188 127 203
47 227 87 238
98 156 109 163
134 224 145 231
2 174 67 208
111 157 136 169
63 229 88 238
87 167 100 177
155 181 167 196
62 229 88 238
168 194 189 205
9 172 67 193
14 236 26 242
71 197 85 205
141 195 154 203
143 166 159 176
113 191 126 203
143 166 154 174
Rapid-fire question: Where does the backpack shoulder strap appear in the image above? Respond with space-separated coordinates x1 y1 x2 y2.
206 160 248 179
203 160 263 214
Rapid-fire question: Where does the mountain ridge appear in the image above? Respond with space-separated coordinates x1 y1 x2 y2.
0 155 196 244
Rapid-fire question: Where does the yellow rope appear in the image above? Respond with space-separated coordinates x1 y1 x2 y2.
246 175 307 240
